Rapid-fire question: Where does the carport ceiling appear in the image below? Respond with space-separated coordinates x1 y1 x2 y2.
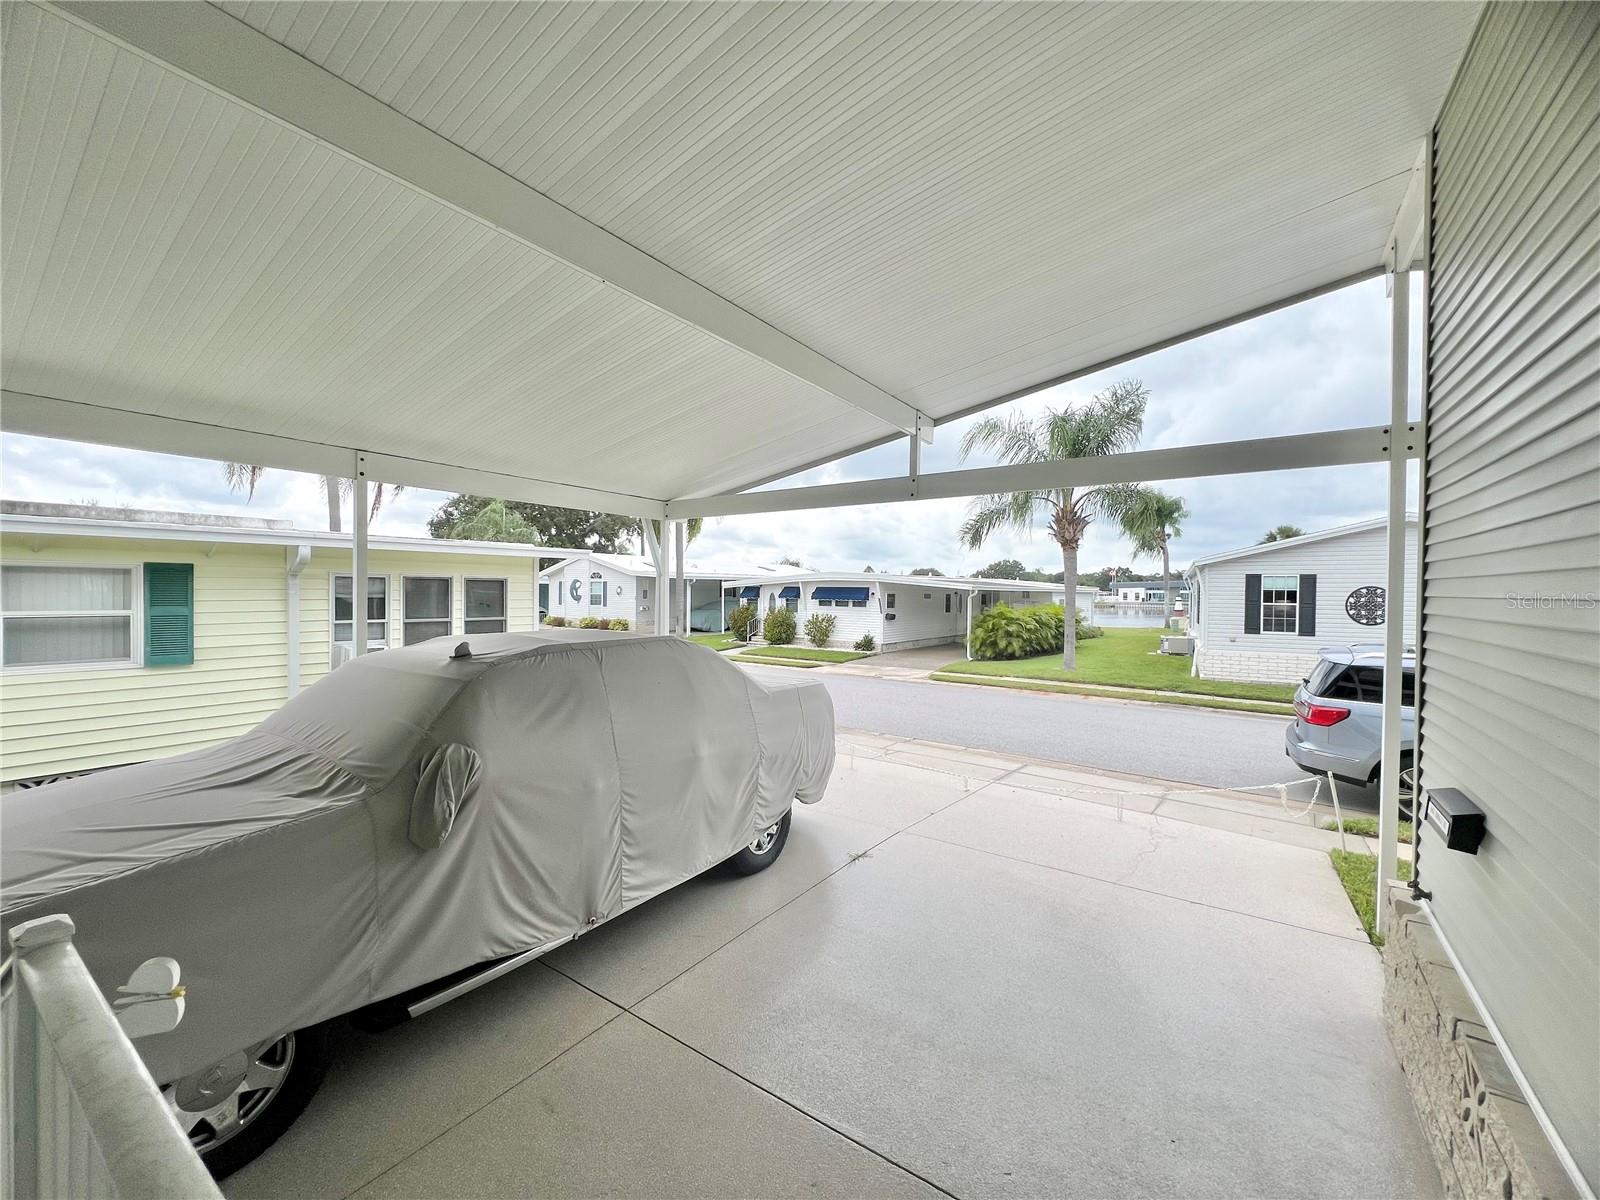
2 2 1480 508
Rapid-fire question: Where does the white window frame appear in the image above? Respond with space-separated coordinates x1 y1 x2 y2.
402 575 454 645
589 577 605 607
1261 574 1299 634
1 561 142 673
331 573 390 650
464 576 509 634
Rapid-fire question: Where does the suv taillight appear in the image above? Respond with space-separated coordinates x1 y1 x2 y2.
1295 699 1350 727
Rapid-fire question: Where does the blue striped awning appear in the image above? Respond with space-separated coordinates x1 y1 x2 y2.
779 585 801 599
739 586 761 599
812 586 870 602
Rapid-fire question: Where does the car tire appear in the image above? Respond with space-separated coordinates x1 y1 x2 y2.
1368 753 1416 821
726 810 791 875
167 1022 335 1181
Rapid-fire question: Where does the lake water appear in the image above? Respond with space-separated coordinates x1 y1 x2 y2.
1090 604 1175 629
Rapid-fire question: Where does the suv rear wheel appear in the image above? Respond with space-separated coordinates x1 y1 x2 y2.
1368 752 1416 820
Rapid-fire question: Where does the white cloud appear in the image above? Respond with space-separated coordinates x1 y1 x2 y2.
1 277 1417 572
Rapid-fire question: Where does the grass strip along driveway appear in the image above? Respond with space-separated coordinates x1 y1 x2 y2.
730 646 868 666
937 628 1297 711
929 672 1293 715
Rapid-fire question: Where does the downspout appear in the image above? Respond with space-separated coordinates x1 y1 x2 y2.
285 544 311 697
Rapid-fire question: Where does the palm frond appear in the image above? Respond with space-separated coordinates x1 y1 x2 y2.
959 491 1043 549
959 412 1047 467
222 462 266 500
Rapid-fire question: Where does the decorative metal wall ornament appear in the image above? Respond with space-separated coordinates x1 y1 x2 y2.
1345 585 1386 625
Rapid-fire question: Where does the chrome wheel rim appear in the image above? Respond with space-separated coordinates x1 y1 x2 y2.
748 822 780 855
164 1033 295 1153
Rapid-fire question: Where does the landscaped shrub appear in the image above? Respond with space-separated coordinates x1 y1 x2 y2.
609 617 629 631
578 615 601 629
804 612 837 648
969 603 1083 660
854 633 876 652
727 603 757 641
969 604 1033 660
596 618 611 630
544 615 566 627
1074 609 1104 641
763 608 797 645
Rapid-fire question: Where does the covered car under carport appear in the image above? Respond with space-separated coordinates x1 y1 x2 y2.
2 2 1593 1195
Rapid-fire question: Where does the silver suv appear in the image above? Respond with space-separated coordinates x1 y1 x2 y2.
1285 647 1415 811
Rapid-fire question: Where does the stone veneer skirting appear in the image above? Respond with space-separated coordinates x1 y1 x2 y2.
1382 885 1577 1200
1193 647 1319 684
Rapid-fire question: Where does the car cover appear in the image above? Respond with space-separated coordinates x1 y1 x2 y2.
1 632 834 1083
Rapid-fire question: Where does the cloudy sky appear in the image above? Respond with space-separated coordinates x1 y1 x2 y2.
1 276 1418 576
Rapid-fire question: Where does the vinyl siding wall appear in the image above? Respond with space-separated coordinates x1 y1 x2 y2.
1418 2 1599 1185
878 584 966 649
0 536 289 781
542 560 641 628
1191 524 1418 682
752 582 883 649
1 538 542 783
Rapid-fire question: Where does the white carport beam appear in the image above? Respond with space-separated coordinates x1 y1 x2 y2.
51 1 927 441
669 424 1410 519
0 390 666 521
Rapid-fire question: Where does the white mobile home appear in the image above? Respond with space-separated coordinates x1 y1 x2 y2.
0 502 568 787
732 572 1091 652
541 551 781 634
1185 517 1418 684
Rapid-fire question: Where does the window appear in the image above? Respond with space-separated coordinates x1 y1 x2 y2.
465 578 507 634
2 565 135 668
404 577 452 645
1261 575 1298 633
886 593 896 610
334 575 388 648
590 579 605 606
785 595 798 613
853 597 867 608
945 594 952 613
1310 664 1415 706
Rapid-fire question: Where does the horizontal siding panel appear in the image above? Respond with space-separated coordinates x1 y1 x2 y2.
1419 2 1600 1186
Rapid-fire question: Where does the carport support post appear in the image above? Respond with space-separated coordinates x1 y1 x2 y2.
1376 270 1409 934
352 453 368 656
964 588 974 660
674 520 687 636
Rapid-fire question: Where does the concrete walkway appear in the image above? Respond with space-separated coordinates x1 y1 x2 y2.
228 733 1437 1200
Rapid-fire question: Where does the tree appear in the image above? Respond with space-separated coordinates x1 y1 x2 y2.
959 380 1149 668
223 463 400 532
910 566 944 576
862 565 876 573
427 495 636 551
1121 489 1189 624
1260 524 1305 543
779 555 806 568
975 558 1026 579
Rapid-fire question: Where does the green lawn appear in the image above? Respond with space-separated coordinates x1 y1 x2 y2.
939 628 1298 703
737 646 867 663
1323 816 1414 844
929 672 1293 716
1329 850 1413 946
688 632 742 651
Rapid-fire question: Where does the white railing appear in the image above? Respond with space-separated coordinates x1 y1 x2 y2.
2 915 220 1200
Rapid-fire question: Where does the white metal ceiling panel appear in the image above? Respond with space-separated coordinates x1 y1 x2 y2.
4 1 1481 505
1 3 882 501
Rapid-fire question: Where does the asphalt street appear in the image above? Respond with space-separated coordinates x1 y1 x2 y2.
740 663 1380 806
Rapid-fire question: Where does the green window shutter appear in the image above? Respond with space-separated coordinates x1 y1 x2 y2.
144 563 194 666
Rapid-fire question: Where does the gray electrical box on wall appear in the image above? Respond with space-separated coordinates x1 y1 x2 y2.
1423 788 1486 855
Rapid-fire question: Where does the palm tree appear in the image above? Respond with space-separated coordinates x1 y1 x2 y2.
1260 524 1305 544
1121 489 1189 625
959 380 1149 668
222 464 400 532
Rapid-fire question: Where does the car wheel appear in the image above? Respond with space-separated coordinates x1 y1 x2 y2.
163 1023 333 1180
1369 753 1416 821
726 810 791 875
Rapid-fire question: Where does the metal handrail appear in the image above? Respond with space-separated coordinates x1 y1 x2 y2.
3 915 220 1200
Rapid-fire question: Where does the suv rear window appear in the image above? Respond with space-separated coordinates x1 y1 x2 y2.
1308 662 1415 705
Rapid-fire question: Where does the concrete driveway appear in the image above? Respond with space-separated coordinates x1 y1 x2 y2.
227 734 1437 1200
